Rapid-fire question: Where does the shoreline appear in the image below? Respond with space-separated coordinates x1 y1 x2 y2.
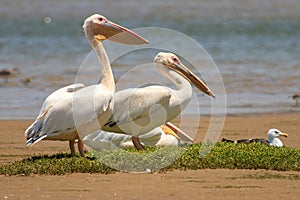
2 108 300 120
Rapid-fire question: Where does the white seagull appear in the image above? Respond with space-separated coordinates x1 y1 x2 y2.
102 52 215 149
267 128 288 147
83 122 193 151
25 14 148 157
222 128 288 147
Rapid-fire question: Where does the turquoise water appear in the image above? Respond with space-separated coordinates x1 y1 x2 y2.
1 0 300 119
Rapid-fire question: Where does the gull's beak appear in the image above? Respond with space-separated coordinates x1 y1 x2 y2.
94 20 149 45
279 132 288 137
172 62 215 98
165 122 194 142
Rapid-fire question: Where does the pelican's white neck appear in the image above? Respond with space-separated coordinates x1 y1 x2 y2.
156 65 192 105
156 65 191 88
85 29 115 92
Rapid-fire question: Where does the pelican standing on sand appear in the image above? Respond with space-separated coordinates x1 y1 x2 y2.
102 52 215 149
25 14 148 157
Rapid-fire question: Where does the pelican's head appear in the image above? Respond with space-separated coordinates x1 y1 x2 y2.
267 128 288 140
154 52 215 98
83 14 148 45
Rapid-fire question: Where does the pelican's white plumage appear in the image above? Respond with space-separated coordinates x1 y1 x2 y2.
25 84 85 133
25 14 148 156
83 123 191 151
102 52 215 138
39 84 85 114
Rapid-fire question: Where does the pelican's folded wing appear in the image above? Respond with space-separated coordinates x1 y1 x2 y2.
103 86 171 131
40 83 85 114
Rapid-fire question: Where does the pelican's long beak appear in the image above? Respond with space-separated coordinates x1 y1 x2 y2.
173 62 215 98
95 20 149 45
165 122 194 142
279 132 288 137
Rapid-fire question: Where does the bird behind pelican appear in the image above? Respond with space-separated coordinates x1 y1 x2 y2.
83 122 193 150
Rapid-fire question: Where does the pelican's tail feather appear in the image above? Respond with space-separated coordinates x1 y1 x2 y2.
26 135 47 146
25 119 46 146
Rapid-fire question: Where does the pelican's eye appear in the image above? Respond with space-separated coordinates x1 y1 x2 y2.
172 57 179 63
98 17 104 22
275 131 279 134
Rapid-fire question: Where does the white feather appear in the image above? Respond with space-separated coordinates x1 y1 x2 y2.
83 127 181 150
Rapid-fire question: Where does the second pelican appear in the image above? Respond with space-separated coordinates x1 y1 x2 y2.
102 52 215 149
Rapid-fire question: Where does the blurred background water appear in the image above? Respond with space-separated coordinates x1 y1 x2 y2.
0 0 300 119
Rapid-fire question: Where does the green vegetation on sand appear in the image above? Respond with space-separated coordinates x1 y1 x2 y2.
0 142 299 176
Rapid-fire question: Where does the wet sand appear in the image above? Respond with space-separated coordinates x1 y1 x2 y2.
0 113 300 199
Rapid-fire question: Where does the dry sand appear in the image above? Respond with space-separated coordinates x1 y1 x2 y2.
0 113 299 199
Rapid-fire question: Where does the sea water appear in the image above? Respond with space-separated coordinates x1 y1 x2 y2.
0 0 300 119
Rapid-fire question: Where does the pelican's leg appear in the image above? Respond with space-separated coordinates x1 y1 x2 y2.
69 140 76 156
77 138 85 157
132 136 144 151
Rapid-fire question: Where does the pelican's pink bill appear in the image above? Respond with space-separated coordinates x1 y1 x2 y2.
106 21 149 45
174 63 215 98
166 122 194 142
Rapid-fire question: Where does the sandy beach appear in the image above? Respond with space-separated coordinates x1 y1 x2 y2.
0 113 299 200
